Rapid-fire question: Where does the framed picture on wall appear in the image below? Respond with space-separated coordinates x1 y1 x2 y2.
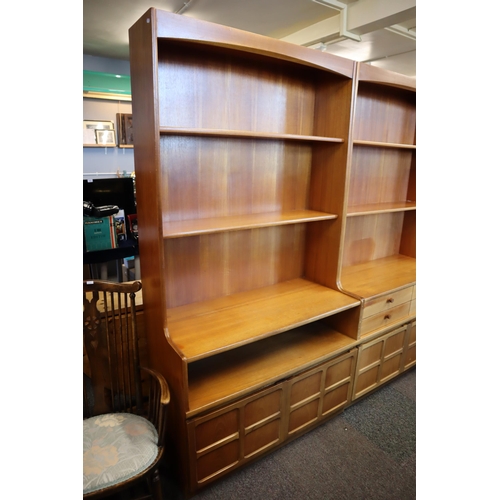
96 129 116 146
83 120 116 147
117 113 134 148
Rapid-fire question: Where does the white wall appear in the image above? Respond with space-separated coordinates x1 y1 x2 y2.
83 55 134 180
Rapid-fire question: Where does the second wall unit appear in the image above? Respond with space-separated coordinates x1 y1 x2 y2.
340 62 416 399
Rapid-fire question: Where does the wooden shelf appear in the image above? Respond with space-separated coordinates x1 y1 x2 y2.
341 255 416 299
347 201 416 217
187 323 356 416
167 278 359 362
160 127 344 143
164 210 338 238
353 140 415 149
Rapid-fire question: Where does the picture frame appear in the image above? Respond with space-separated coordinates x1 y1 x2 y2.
117 113 134 147
83 120 116 147
96 129 116 146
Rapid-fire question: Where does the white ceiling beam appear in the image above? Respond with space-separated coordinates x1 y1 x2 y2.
311 0 361 42
384 24 416 41
280 14 342 46
347 0 416 36
281 0 416 47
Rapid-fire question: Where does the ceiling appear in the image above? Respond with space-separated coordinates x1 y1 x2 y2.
83 0 416 77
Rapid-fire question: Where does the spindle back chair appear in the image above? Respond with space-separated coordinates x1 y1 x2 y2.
83 280 170 499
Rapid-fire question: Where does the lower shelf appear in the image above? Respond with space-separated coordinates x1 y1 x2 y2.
187 321 357 416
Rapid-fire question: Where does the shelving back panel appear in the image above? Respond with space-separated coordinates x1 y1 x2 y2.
164 224 307 308
353 83 416 144
158 41 319 135
347 147 414 208
159 136 313 223
342 212 406 268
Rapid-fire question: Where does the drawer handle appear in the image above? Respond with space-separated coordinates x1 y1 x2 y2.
386 298 394 304
384 314 391 320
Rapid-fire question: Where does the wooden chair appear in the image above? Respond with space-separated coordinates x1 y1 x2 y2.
83 280 170 499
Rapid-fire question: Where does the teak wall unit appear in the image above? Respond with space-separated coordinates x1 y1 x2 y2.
129 9 416 497
339 63 416 399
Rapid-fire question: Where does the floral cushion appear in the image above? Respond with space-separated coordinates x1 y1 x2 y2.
83 413 159 495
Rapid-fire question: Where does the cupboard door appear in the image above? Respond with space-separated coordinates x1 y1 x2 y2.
287 350 357 436
187 384 285 489
403 321 416 369
352 325 407 399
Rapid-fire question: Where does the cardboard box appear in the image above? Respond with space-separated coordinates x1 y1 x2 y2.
84 215 117 252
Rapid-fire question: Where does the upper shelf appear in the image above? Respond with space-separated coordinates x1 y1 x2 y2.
160 127 344 144
347 201 416 217
166 278 360 362
164 210 337 238
353 140 416 149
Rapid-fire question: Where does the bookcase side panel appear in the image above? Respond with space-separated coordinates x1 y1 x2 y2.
129 10 170 367
304 76 354 290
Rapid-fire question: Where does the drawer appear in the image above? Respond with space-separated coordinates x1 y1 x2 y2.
360 301 411 336
362 286 414 319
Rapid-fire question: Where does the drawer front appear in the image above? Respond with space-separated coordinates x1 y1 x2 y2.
360 302 411 336
362 286 414 319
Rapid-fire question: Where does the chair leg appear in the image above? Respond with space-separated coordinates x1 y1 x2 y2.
150 467 163 500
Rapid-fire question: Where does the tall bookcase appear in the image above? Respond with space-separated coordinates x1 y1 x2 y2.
129 8 415 497
340 62 416 399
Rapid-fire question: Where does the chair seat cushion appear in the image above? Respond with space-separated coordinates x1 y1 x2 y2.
83 413 159 495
